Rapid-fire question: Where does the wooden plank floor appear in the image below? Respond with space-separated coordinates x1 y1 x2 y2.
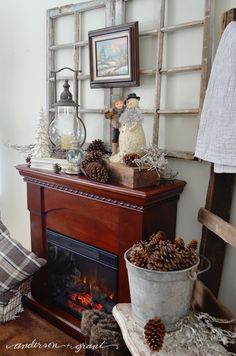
0 308 86 356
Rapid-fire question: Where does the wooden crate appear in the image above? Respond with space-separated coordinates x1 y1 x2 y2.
109 163 160 188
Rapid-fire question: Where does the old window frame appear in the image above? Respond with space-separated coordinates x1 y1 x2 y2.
47 0 213 159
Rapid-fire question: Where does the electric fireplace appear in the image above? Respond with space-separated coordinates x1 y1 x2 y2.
47 230 118 318
17 164 185 339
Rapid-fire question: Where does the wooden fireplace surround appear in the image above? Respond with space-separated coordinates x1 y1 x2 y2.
16 165 185 339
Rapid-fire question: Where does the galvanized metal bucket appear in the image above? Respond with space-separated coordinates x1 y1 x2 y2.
124 248 209 331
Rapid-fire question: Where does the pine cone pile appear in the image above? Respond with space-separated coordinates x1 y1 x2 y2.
87 139 106 154
144 317 166 352
123 153 140 167
85 162 109 183
81 139 110 183
128 232 198 271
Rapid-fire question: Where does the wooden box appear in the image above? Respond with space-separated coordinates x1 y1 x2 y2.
109 163 160 188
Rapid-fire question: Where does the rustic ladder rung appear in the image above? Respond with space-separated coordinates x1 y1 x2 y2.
158 109 199 115
161 19 204 33
198 208 236 249
160 64 202 74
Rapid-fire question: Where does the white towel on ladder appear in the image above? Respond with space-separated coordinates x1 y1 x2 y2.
195 22 236 173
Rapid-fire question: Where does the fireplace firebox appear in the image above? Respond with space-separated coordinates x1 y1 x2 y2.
47 230 118 318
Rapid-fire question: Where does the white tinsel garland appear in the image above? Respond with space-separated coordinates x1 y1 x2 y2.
6 143 35 156
133 144 177 179
161 312 236 356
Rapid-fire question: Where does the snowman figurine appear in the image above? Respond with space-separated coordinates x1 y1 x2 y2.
110 93 146 163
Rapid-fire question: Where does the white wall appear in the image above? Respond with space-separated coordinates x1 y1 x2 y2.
0 0 235 312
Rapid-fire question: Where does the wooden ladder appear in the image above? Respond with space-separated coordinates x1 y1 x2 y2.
199 9 236 297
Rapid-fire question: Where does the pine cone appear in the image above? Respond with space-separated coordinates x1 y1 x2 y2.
129 246 148 268
84 162 109 183
87 139 105 153
132 240 148 250
146 231 166 255
178 248 198 270
175 237 185 250
144 317 166 352
81 151 104 169
147 243 181 271
187 239 198 251
123 153 140 167
53 163 62 174
25 156 31 167
149 231 166 245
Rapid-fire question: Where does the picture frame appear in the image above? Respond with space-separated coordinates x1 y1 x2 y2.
88 22 139 88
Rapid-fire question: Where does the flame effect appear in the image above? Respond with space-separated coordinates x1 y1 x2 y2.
64 274 114 314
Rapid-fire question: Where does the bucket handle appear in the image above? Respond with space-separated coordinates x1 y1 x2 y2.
189 255 211 280
197 254 211 276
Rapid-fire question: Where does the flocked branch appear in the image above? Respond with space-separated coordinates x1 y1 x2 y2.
133 144 178 180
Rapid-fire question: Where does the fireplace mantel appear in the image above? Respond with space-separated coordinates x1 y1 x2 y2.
16 164 186 339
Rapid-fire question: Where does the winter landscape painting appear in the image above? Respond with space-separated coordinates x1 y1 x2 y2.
96 35 129 78
89 22 139 88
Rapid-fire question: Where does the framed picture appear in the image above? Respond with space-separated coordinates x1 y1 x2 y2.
88 22 139 88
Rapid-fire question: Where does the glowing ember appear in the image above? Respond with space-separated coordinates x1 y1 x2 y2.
76 293 92 306
67 291 103 311
67 300 85 313
94 303 103 311
64 276 113 314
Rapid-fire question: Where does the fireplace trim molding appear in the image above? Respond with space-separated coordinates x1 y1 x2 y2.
23 176 144 212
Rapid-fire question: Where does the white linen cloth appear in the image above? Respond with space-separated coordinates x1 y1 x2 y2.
195 22 236 172
214 163 236 173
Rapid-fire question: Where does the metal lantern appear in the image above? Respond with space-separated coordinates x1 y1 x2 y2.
49 67 86 152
